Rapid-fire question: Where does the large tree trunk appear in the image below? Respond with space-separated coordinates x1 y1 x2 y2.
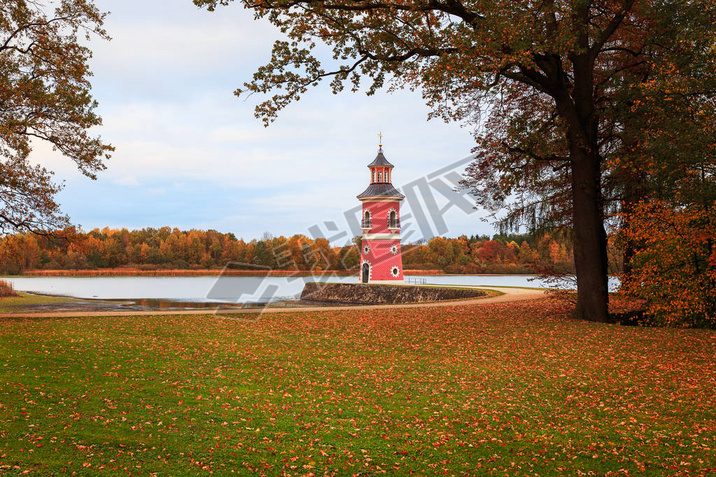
552 46 610 323
571 151 610 322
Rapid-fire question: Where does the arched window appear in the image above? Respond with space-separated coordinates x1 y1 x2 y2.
372 169 376 182
388 210 399 229
362 210 372 229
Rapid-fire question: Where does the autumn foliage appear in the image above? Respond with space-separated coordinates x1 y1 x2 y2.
620 200 716 328
0 1 112 233
0 279 17 297
0 227 578 276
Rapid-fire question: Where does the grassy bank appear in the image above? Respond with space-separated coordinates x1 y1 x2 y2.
0 300 714 475
0 293 79 313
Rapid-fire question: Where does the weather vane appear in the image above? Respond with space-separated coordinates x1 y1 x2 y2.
378 131 383 148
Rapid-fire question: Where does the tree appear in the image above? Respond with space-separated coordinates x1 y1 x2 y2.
0 0 113 233
620 199 715 327
463 2 716 315
615 48 716 326
194 0 713 322
477 240 502 263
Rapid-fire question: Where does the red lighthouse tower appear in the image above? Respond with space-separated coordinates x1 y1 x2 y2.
357 141 405 283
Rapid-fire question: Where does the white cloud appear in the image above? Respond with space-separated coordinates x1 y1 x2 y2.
114 175 140 186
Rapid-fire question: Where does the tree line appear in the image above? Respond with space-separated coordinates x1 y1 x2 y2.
0 227 581 276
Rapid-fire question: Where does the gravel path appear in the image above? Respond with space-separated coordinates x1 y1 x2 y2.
0 287 547 319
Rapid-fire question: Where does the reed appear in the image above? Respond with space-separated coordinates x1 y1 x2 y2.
0 279 18 297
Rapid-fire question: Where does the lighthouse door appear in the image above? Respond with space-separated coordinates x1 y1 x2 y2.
361 263 370 283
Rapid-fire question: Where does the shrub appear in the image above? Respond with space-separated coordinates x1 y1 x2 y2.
620 200 716 328
0 280 18 297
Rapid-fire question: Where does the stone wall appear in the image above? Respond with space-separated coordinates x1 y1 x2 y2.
300 282 486 305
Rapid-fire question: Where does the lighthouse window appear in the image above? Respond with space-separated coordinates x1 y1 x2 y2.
378 171 383 182
388 210 399 229
363 244 370 255
391 266 400 278
372 170 376 182
391 244 398 255
362 210 371 229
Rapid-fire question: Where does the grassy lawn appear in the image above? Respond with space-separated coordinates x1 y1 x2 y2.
0 299 714 475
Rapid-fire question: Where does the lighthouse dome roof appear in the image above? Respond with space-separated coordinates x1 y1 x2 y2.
367 148 394 168
357 183 405 200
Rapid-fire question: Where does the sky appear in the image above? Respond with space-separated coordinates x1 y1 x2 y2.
36 0 496 245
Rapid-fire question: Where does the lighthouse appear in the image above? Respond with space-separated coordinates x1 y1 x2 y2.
357 140 405 284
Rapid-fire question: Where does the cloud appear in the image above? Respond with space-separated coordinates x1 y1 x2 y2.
114 175 140 186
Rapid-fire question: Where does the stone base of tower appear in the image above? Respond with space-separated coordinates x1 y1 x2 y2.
301 282 487 304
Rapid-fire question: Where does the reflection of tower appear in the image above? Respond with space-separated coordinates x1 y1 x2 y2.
357 139 405 283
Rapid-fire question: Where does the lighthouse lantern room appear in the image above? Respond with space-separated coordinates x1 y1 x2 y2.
357 141 405 284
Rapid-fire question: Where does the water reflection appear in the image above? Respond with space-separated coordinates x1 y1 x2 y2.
129 298 230 310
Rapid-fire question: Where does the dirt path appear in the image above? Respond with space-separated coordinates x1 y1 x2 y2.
0 287 547 319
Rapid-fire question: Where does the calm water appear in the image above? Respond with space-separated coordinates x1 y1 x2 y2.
3 274 563 304
3 274 621 304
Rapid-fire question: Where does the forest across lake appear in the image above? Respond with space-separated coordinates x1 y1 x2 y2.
0 226 623 276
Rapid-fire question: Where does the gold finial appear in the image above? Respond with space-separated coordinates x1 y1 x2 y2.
378 131 383 148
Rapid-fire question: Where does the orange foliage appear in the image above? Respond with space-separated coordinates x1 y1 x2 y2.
0 228 578 276
620 200 716 327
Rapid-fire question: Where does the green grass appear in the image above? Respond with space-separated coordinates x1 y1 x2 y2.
0 293 79 313
0 299 714 475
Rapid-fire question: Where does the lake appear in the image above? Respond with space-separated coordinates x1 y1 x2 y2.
3 274 567 304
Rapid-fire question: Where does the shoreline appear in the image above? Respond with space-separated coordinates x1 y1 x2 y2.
0 284 512 315
0 286 545 318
